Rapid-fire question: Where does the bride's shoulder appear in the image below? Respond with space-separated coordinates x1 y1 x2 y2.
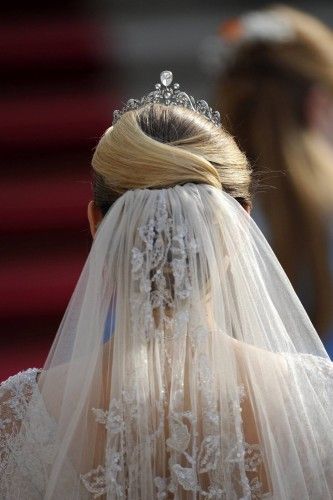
0 368 42 450
229 336 333 378
286 352 333 379
0 368 41 405
1 367 40 384
0 367 40 388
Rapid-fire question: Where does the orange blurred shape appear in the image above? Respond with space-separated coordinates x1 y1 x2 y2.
219 18 244 42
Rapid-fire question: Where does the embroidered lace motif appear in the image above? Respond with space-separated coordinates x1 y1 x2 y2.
81 193 269 498
0 369 85 499
130 191 198 343
81 351 333 499
1 188 333 499
81 382 268 499
0 368 51 498
0 369 39 469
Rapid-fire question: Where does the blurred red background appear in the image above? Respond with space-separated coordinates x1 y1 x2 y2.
2 0 332 380
0 8 119 380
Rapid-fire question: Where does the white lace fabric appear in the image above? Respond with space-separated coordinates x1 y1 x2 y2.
0 369 54 499
1 184 333 499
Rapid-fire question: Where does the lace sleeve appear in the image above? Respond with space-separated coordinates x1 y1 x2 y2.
0 368 89 499
0 369 40 452
0 369 41 497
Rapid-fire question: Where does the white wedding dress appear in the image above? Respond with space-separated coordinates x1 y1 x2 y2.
1 184 333 499
1 348 333 499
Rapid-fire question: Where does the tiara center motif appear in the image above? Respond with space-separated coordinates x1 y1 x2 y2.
112 70 221 127
160 70 173 87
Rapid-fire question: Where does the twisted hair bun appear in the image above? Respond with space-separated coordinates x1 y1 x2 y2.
92 103 251 213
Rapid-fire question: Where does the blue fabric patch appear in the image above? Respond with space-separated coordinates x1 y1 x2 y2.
324 334 333 360
103 305 116 344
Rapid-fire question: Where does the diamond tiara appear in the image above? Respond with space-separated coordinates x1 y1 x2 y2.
112 70 221 127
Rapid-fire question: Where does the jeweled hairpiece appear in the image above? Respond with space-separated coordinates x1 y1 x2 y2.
112 70 221 127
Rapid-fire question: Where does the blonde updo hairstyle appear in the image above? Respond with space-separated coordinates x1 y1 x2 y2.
92 103 251 215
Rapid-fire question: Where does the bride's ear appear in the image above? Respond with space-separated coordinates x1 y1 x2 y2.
87 201 103 238
244 201 252 214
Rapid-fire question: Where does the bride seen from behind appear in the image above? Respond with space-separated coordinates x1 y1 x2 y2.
0 72 332 499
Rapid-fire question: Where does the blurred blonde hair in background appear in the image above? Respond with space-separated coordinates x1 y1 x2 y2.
216 5 333 335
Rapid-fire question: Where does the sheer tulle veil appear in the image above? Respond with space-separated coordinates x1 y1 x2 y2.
1 182 333 499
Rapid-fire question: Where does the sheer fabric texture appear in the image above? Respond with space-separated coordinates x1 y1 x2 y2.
1 183 333 499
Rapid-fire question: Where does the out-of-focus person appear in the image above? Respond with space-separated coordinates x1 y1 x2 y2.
209 5 333 355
